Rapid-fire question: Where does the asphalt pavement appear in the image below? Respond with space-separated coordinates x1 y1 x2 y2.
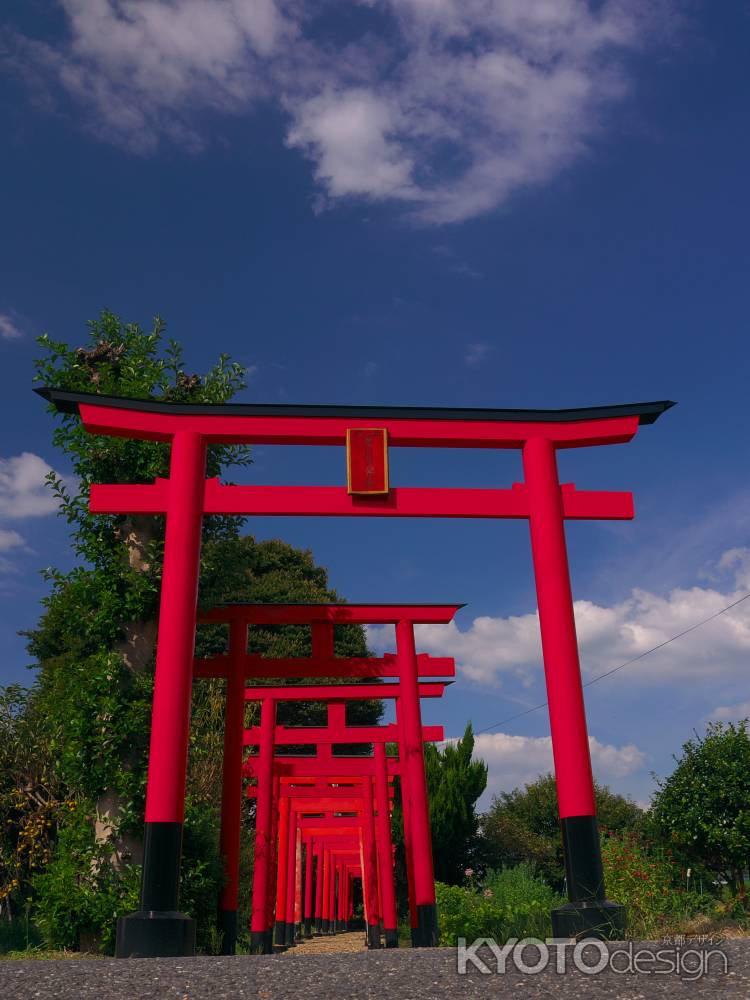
1 939 747 999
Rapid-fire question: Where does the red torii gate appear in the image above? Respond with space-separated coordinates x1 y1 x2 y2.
246 754 404 947
243 682 448 952
192 602 456 953
36 388 672 953
264 785 396 948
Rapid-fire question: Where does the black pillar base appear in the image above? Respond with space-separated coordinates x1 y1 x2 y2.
384 928 398 948
552 900 626 941
218 908 237 955
366 923 381 949
250 929 275 955
115 911 195 958
116 821 196 959
314 918 322 934
321 918 329 934
304 919 312 938
284 921 295 947
556 815 627 940
410 927 419 947
274 921 287 947
414 903 439 947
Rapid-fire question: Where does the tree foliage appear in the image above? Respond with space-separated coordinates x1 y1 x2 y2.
479 773 644 888
1 311 376 953
424 724 487 884
650 721 750 893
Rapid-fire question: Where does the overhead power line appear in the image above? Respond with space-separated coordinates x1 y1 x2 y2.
474 591 750 737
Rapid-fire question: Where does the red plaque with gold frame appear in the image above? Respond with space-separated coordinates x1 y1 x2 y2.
346 428 389 495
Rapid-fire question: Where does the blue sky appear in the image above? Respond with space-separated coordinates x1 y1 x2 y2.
2 1 750 808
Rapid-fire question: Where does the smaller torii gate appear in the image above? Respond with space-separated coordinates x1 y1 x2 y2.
192 602 458 953
242 683 448 952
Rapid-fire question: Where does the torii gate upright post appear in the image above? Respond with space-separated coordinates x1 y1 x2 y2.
361 774 381 948
396 619 439 946
314 845 324 933
249 697 276 954
374 743 399 947
115 430 206 958
217 618 247 955
274 796 291 947
303 839 314 937
524 436 622 936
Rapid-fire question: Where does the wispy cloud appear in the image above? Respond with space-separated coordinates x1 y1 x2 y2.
0 313 24 340
465 342 491 367
5 1 677 223
0 452 63 518
466 731 646 804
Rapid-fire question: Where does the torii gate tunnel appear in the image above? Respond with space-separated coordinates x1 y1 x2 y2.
37 388 673 953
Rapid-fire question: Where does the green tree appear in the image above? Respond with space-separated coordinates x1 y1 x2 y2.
425 724 488 884
11 310 378 952
650 721 750 895
479 773 643 888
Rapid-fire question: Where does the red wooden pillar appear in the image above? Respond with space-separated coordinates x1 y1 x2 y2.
396 619 438 946
217 619 247 955
374 744 398 947
274 796 290 946
294 824 303 937
362 775 381 948
249 697 276 953
314 844 324 933
116 430 206 958
328 849 337 934
396 739 418 944
303 838 314 937
321 847 331 933
523 437 625 938
284 808 298 946
266 775 280 934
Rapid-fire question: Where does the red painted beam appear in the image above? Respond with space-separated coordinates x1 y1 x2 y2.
243 759 401 779
90 480 633 521
243 723 443 746
193 652 456 680
242 682 448 701
76 401 641 449
202 604 461 626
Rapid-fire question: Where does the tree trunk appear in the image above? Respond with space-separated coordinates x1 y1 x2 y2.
96 516 159 868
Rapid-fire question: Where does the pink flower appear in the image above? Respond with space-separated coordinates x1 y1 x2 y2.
464 867 474 878
483 889 494 899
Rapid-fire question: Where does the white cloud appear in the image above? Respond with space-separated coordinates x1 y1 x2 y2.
709 701 750 722
368 548 750 688
7 0 676 222
0 529 26 552
0 313 23 340
0 452 63 518
464 731 646 802
465 342 490 367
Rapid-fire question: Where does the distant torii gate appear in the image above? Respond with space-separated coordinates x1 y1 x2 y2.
246 752 404 948
242 680 448 951
191 602 457 952
36 388 673 953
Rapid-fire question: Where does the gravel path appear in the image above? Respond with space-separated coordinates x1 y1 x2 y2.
1 940 746 999
281 931 366 954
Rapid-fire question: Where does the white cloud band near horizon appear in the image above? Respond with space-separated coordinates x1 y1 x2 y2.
368 546 750 691
446 731 646 808
5 0 679 223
